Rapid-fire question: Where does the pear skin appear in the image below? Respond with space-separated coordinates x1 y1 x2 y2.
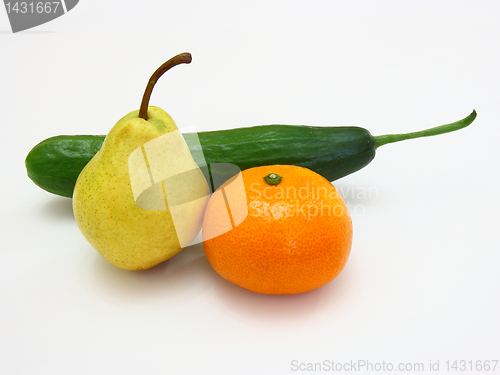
73 106 208 270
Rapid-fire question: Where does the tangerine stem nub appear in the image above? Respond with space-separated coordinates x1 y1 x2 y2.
264 173 282 185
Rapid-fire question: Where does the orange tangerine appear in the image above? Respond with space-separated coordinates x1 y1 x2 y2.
202 165 353 294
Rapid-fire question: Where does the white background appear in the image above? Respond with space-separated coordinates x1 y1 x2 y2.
1 1 499 374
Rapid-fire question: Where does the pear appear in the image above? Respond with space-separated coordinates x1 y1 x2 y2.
73 53 209 270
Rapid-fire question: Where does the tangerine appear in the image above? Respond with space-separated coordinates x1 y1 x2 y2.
202 165 353 294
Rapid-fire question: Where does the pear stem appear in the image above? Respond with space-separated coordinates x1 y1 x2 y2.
138 52 192 120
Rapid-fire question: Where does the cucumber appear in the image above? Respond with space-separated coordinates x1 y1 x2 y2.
25 110 476 198
26 135 105 197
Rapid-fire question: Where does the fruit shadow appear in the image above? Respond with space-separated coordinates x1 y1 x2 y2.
85 239 353 324
38 197 75 222
204 259 354 327
86 243 211 306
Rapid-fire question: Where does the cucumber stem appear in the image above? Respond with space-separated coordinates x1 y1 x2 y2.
373 110 477 149
138 52 192 120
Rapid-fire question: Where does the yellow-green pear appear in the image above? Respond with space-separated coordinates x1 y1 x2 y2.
73 53 209 270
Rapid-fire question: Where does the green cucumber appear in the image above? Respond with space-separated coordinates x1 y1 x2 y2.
26 135 105 197
25 110 477 198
